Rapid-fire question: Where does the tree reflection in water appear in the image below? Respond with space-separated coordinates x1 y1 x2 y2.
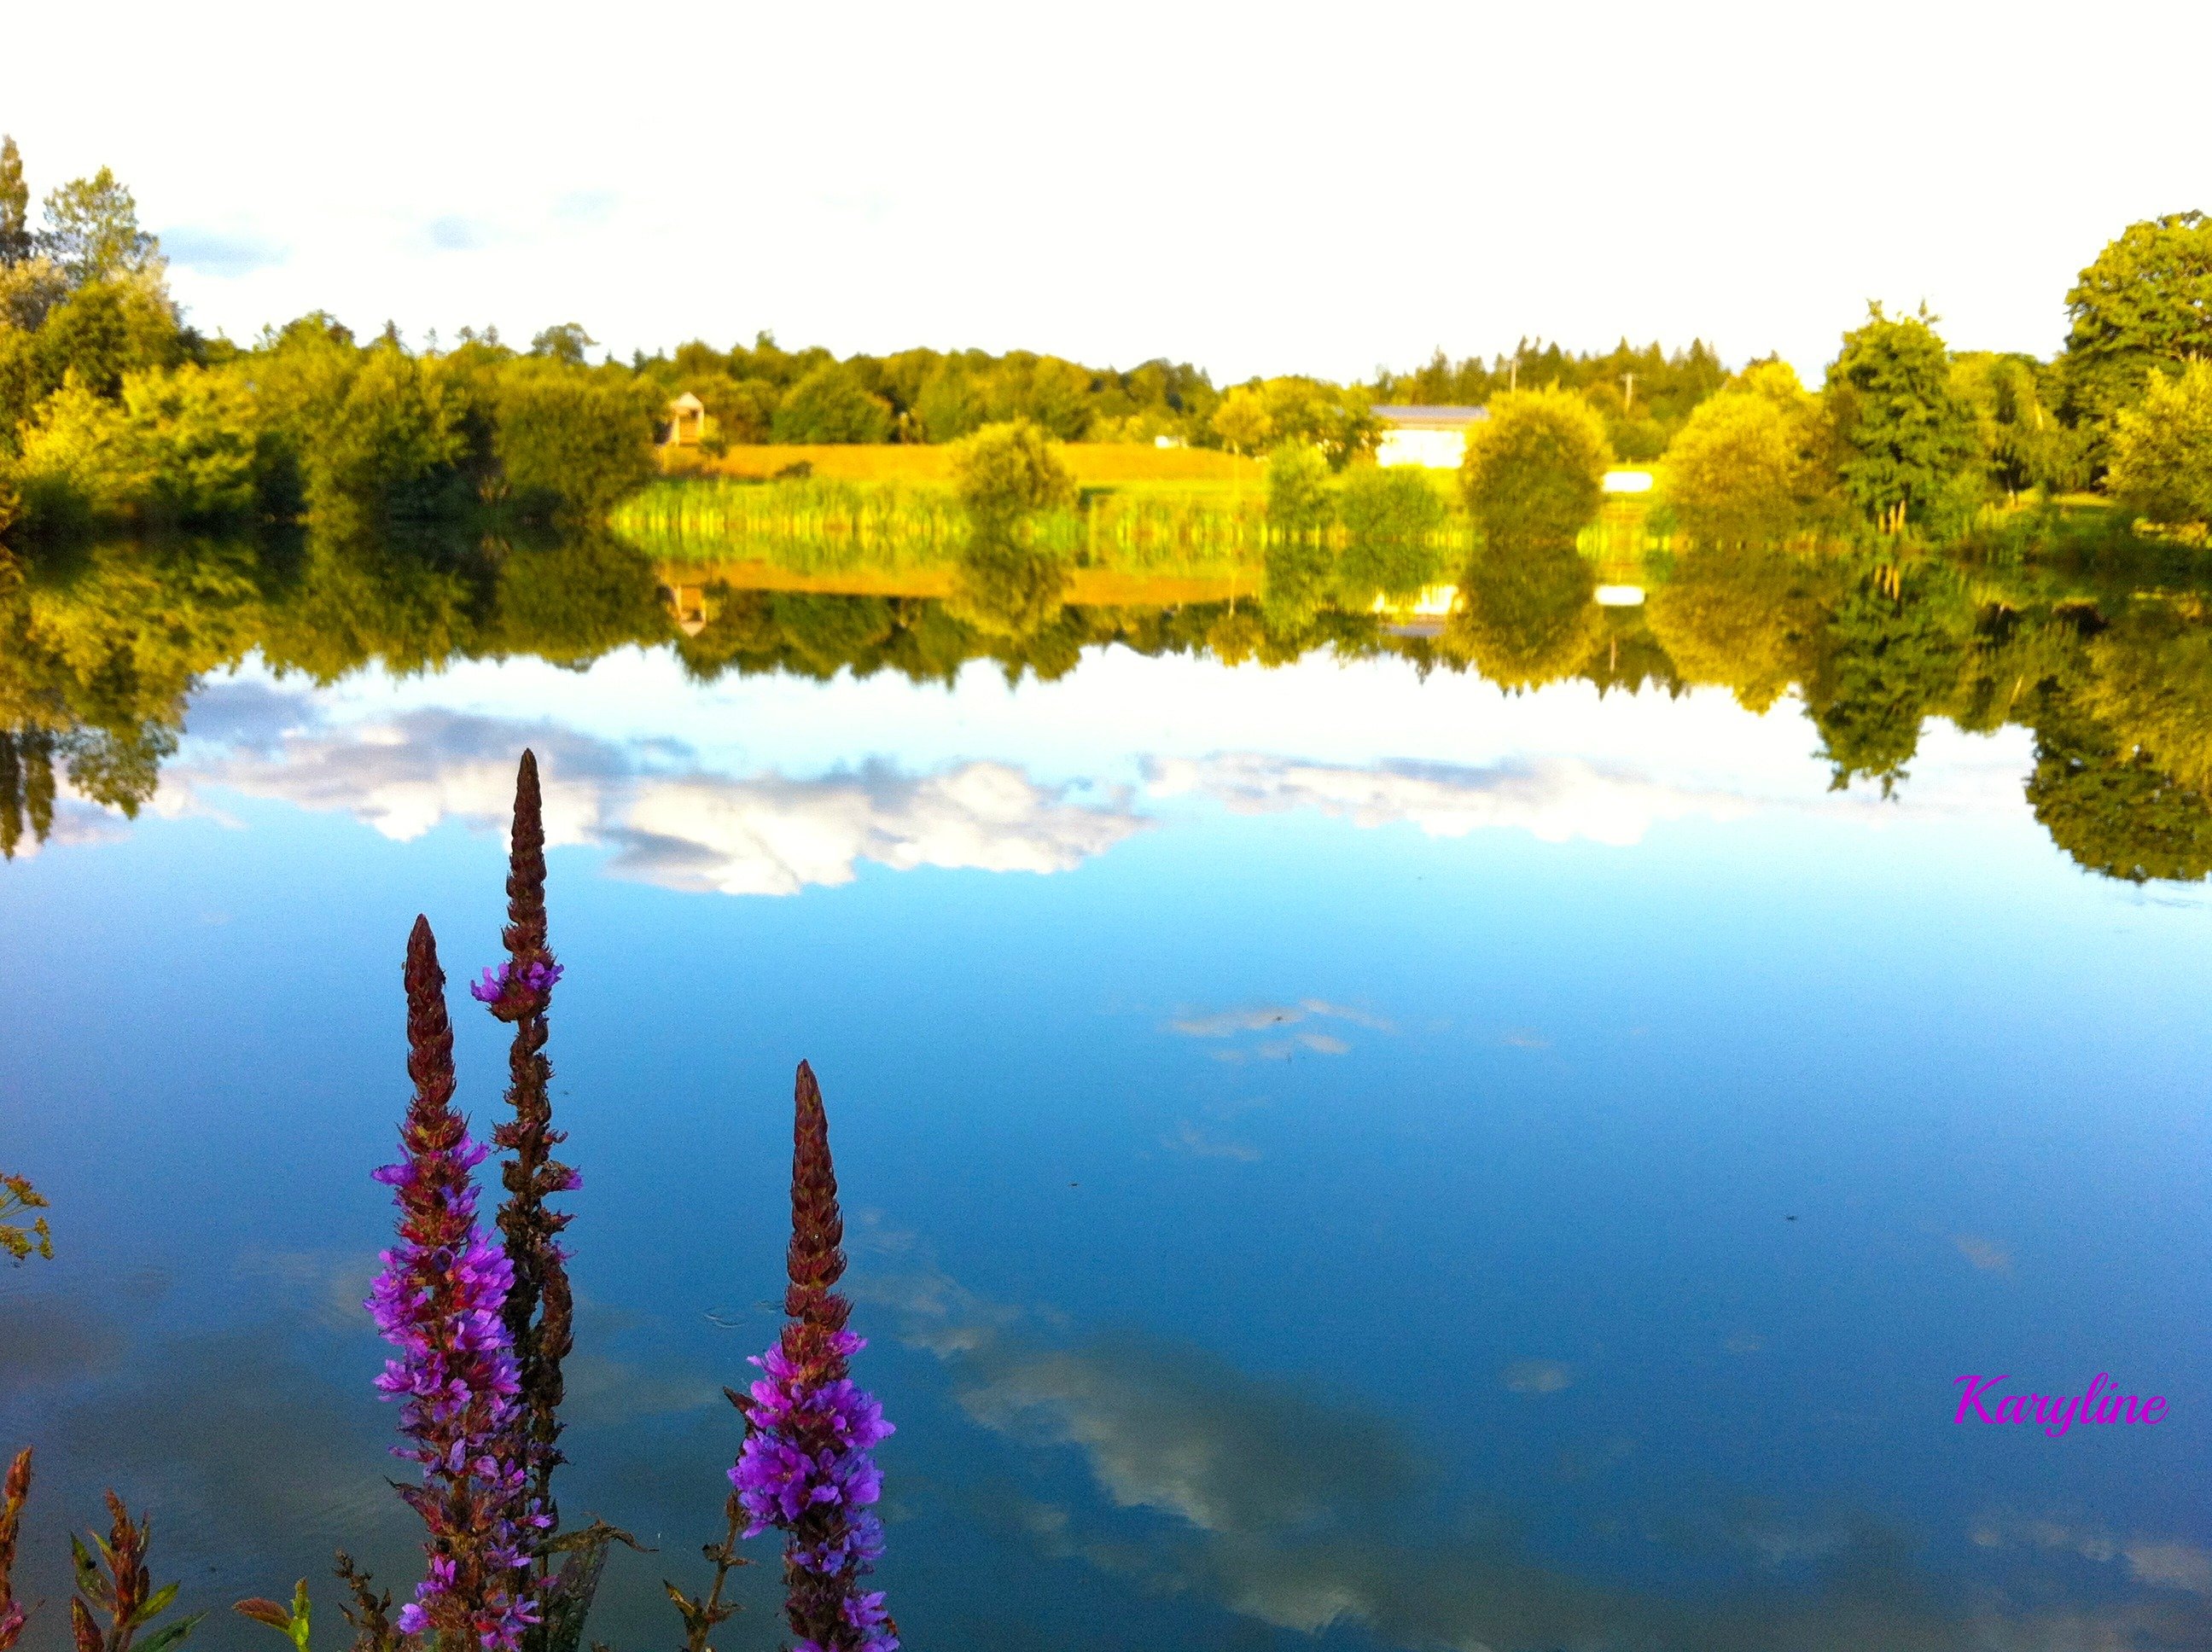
3 526 2211 882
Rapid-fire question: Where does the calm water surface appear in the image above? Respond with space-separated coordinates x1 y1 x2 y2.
2 535 2207 1650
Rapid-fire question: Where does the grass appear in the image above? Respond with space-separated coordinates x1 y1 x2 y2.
661 442 1267 486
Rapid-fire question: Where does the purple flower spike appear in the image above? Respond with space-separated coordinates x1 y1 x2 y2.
369 916 539 1652
727 1064 898 1652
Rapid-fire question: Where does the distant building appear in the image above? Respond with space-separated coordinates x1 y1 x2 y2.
1373 404 1488 468
661 392 707 448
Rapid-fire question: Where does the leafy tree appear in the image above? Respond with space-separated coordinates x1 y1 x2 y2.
1209 384 1272 454
1336 466 1445 601
1824 304 1977 535
2061 212 2212 441
9 365 265 528
1458 387 1610 545
30 278 184 401
1264 442 1333 537
309 344 465 518
1951 352 2082 499
1664 367 1818 545
528 323 597 365
947 419 1074 522
2104 360 2212 530
40 167 161 285
771 363 894 444
0 136 28 265
492 359 659 519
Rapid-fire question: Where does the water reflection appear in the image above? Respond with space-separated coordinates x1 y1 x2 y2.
5 526 2212 885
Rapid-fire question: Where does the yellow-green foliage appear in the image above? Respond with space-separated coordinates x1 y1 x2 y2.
2083 596 2212 788
494 359 660 519
2106 361 2212 530
1459 388 1612 544
10 364 262 526
1440 540 1602 689
948 420 1075 519
1663 363 1819 546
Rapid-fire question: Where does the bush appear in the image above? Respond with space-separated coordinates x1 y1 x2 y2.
493 360 659 520
1458 387 1611 544
947 419 1074 520
1665 387 1807 545
1264 442 1332 536
1337 464 1445 542
2106 361 2212 530
7 364 262 528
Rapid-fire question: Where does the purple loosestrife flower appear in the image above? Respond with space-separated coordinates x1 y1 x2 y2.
729 1063 898 1652
469 960 563 1015
482 751 583 1595
368 916 540 1652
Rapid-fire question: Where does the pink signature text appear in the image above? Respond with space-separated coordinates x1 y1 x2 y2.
1953 1372 2167 1437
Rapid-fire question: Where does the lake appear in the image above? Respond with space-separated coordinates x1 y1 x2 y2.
2 528 2207 1651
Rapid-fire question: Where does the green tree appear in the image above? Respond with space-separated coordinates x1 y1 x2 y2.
528 323 596 365
1264 442 1333 537
41 167 162 285
1336 466 1445 601
492 358 659 519
1824 304 1977 535
2104 360 2212 530
310 345 465 518
0 136 29 265
771 362 894 443
1664 366 1817 545
30 277 184 400
1458 387 1610 545
2060 212 2212 443
947 419 1074 521
1950 352 2084 498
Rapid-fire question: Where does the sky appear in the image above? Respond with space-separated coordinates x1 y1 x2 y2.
8 0 2211 385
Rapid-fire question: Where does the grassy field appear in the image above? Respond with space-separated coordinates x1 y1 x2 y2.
661 442 1269 486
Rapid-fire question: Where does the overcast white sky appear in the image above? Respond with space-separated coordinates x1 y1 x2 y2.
8 1 2209 384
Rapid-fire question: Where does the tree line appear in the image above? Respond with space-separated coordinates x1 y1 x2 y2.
0 141 660 538
3 134 2209 542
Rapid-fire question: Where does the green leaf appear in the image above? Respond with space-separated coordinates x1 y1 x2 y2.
133 1582 180 1626
287 1579 311 1652
135 1611 206 1652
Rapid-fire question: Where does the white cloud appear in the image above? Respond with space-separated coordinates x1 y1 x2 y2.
163 700 1146 896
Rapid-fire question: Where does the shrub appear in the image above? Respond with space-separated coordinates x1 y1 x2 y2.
1458 387 1611 544
947 419 1074 520
1665 385 1808 546
1338 464 1445 542
1264 442 1332 537
2106 361 2212 530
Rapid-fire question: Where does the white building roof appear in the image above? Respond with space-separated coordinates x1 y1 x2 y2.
1372 404 1489 429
